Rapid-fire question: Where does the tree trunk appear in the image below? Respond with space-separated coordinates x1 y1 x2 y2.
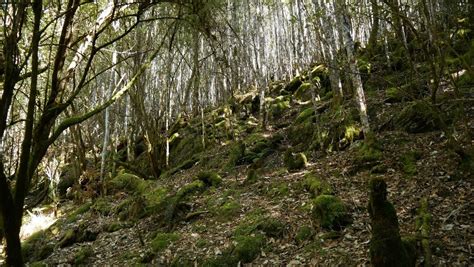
336 0 371 138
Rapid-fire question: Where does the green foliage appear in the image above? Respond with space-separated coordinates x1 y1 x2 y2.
267 182 290 197
303 173 332 197
195 171 222 187
295 225 314 244
151 232 180 252
385 87 406 103
74 247 93 265
311 195 352 230
284 151 307 171
58 229 77 248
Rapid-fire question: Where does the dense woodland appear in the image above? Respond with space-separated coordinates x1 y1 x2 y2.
0 0 473 266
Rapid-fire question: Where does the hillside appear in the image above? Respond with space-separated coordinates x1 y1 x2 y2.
6 64 473 266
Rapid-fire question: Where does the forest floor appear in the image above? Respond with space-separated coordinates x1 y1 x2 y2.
1 83 473 266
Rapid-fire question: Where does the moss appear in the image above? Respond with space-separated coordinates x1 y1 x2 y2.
202 253 239 267
151 232 180 252
284 151 307 171
295 107 315 124
267 182 290 197
400 151 421 176
416 198 431 266
311 195 352 230
66 202 92 223
59 229 77 248
295 225 314 244
74 247 93 264
294 82 313 101
394 101 446 133
270 97 291 118
233 234 265 263
22 230 53 262
29 262 47 267
104 222 125 233
215 200 241 220
116 195 147 221
109 172 148 194
195 171 222 187
91 198 112 216
303 173 332 197
257 218 285 238
356 142 382 164
368 177 415 267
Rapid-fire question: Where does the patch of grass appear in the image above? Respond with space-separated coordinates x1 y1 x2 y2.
151 232 180 252
195 238 209 248
295 225 314 244
400 150 421 176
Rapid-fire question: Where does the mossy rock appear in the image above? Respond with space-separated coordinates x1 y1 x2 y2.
295 107 315 124
195 171 222 187
294 82 313 101
233 234 265 263
151 232 180 252
284 151 307 171
116 195 147 221
108 172 148 194
394 101 446 133
284 76 303 93
227 140 246 167
295 225 314 244
303 173 332 197
270 97 291 118
311 195 352 230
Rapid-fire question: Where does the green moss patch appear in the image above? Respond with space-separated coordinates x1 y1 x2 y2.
215 200 241 221
303 173 332 197
400 151 421 176
295 225 314 244
22 230 54 263
311 195 352 230
108 172 148 194
151 232 180 252
233 234 265 263
195 171 222 187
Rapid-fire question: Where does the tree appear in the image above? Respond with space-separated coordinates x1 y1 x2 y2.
0 1 161 264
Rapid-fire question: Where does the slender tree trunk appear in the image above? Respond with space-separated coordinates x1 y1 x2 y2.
368 0 380 57
336 0 371 138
